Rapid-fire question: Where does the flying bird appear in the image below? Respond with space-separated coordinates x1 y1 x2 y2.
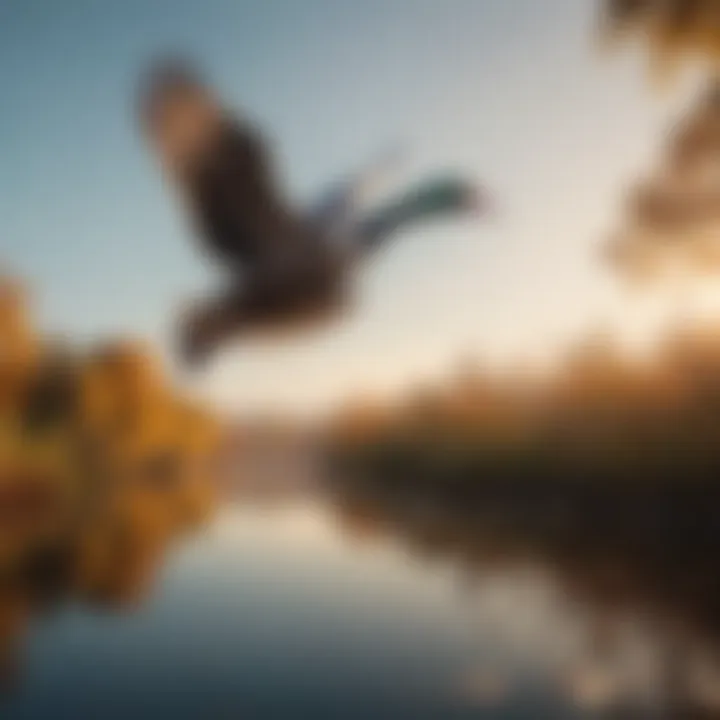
139 60 490 367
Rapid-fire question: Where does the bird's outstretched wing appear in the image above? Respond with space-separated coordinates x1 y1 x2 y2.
140 60 320 272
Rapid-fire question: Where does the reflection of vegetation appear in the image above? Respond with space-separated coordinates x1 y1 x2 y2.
326 455 720 716
0 276 221 690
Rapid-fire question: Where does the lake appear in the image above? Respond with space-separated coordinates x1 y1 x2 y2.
1 479 716 719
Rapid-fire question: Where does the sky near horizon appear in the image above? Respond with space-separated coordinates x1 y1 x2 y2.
0 0 705 415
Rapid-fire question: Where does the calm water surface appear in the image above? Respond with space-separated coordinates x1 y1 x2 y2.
1 490 703 719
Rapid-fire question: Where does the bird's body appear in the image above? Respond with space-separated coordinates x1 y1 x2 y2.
186 119 329 272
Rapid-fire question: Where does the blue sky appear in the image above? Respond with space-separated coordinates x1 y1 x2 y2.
0 0 697 414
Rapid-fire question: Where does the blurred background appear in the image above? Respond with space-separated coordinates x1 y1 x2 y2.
3 0 702 416
6 0 720 718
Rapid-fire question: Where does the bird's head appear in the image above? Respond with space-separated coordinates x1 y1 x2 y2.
138 58 223 176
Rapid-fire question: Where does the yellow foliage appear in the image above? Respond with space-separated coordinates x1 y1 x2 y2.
0 275 222 554
0 277 40 413
74 341 221 478
602 0 720 83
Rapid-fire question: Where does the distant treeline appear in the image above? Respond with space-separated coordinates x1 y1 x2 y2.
328 324 720 489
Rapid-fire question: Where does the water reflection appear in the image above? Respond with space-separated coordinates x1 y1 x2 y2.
6 453 720 717
326 469 720 718
0 462 216 695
